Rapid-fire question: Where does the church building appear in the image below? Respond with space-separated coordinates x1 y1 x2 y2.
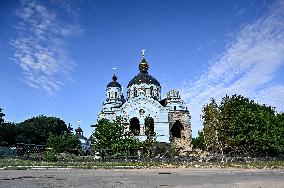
97 51 192 153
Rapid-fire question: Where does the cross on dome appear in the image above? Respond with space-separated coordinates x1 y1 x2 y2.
142 49 146 58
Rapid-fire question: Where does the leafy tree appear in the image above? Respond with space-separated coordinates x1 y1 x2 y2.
145 116 155 136
46 133 81 153
112 137 140 157
16 115 69 145
0 108 5 125
140 136 157 158
273 113 284 153
92 118 140 157
202 98 227 155
218 95 278 155
201 94 284 156
0 122 18 146
192 131 205 150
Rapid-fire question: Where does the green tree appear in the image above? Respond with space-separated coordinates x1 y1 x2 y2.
192 131 205 150
202 98 227 155
0 108 5 125
201 94 284 156
145 116 155 136
16 115 69 145
92 118 140 157
0 108 18 146
272 112 284 154
140 136 157 158
46 133 81 153
0 122 18 146
218 95 278 155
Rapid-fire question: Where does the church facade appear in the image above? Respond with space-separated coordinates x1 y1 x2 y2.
98 53 192 152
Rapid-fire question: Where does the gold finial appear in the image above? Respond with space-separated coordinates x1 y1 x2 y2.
142 49 145 59
139 53 149 73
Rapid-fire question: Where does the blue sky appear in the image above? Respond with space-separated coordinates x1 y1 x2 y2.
1 0 284 138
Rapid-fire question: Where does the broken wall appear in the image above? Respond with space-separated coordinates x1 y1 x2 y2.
169 111 192 156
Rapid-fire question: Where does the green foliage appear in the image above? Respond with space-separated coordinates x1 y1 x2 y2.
112 138 140 157
43 150 58 162
0 122 18 146
141 136 157 158
92 118 140 157
46 133 81 153
192 131 205 150
145 116 155 136
201 94 284 156
274 113 284 153
0 109 18 146
202 98 225 153
16 115 69 145
0 115 69 147
0 108 5 125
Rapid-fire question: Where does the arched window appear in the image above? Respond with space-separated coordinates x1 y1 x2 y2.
130 117 140 135
141 88 146 96
134 88 137 97
145 116 155 136
115 92 117 98
157 88 160 97
171 120 183 138
150 86 153 96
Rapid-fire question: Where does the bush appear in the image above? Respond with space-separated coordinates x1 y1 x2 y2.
43 150 57 162
92 118 140 158
46 133 82 154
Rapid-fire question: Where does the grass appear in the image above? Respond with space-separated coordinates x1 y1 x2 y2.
1 158 284 170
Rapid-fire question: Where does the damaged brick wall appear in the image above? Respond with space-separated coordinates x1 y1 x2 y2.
169 111 192 156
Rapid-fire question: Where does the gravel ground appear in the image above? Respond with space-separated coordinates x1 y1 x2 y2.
0 168 284 188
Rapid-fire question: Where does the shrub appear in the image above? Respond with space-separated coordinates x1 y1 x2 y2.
43 150 57 162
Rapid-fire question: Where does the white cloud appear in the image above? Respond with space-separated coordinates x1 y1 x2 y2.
10 0 79 95
179 0 284 136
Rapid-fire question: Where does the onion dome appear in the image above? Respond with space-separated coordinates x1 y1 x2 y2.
107 74 122 88
75 126 83 133
128 58 160 87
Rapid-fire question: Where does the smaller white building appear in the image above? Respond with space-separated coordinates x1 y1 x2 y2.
75 127 91 153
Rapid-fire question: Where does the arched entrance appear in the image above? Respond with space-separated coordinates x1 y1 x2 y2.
145 116 155 136
129 117 140 136
171 120 183 138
